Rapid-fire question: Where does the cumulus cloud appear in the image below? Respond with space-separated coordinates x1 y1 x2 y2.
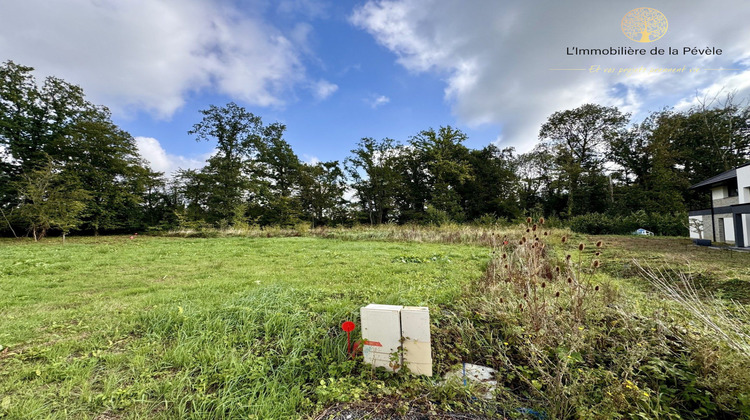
135 137 206 177
369 95 390 108
352 0 750 151
302 154 321 165
0 0 305 118
313 80 339 100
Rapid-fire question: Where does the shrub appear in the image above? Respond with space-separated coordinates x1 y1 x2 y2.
569 211 688 236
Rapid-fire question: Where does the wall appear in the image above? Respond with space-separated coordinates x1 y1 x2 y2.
713 195 739 208
702 214 714 241
738 166 750 247
711 213 734 244
688 215 704 239
724 216 735 242
712 186 727 201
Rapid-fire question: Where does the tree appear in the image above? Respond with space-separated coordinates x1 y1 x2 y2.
0 61 94 175
187 103 264 225
610 110 688 214
345 137 401 224
254 124 302 226
517 144 567 217
409 126 473 221
1 61 155 236
67 116 153 233
15 162 87 241
458 145 520 221
539 104 629 216
298 161 347 227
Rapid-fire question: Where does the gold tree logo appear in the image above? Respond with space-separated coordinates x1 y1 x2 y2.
621 8 668 43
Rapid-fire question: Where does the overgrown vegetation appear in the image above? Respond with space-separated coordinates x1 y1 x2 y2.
2 227 749 419
431 221 750 419
569 210 688 236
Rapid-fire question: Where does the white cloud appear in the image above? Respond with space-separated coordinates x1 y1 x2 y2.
370 95 390 108
135 136 206 177
302 154 321 165
352 0 750 152
674 70 750 111
313 80 339 100
0 0 305 118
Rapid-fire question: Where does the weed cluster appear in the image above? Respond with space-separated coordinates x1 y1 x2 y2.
430 219 750 419
479 218 602 335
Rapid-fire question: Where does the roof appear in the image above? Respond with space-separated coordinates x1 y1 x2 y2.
689 167 737 189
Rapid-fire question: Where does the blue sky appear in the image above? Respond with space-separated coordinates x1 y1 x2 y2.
2 0 750 176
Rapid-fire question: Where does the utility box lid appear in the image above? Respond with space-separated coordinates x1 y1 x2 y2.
363 304 404 311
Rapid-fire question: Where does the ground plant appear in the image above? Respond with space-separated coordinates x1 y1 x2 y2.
1 225 749 419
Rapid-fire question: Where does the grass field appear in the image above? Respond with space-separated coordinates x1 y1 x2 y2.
1 229 750 419
0 235 486 419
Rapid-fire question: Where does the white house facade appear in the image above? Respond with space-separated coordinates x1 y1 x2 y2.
688 163 750 248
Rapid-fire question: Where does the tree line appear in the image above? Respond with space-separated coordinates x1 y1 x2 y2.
1 61 749 238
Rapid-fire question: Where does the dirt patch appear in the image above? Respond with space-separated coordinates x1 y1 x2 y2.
314 401 504 420
93 411 122 420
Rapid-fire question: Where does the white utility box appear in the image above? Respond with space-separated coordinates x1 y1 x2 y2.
360 304 432 376
400 306 432 376
361 304 403 372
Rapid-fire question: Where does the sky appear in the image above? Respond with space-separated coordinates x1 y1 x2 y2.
1 0 750 177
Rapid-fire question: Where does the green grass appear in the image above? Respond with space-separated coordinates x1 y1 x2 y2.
2 230 750 419
0 236 487 419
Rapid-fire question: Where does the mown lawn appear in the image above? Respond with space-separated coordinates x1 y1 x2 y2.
0 236 486 419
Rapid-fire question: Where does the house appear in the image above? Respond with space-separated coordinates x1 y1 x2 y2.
688 162 750 247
